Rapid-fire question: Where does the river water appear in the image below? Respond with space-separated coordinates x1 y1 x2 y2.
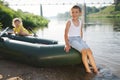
36 18 120 80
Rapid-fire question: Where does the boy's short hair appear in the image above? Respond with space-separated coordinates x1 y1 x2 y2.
71 5 82 12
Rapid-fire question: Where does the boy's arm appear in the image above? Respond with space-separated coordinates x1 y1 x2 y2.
64 21 71 52
80 21 83 39
64 21 70 45
80 26 83 39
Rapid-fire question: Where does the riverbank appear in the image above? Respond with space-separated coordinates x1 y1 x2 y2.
0 56 120 80
0 58 94 80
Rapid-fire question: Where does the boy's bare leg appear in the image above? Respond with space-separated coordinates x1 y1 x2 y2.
81 49 91 73
87 49 98 73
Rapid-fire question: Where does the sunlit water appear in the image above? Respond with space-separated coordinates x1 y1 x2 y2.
36 18 120 79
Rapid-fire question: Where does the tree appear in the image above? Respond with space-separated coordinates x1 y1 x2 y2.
114 0 120 11
0 3 49 28
114 0 120 4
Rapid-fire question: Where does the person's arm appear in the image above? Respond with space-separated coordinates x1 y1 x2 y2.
80 20 83 39
13 28 16 34
80 25 83 39
64 21 71 52
19 26 31 36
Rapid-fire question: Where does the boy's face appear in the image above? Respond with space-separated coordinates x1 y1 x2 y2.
70 8 81 19
14 20 21 27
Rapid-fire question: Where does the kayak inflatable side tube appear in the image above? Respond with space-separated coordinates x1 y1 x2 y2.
0 38 82 67
2 33 58 44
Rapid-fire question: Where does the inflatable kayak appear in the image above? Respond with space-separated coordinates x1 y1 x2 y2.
0 37 82 67
2 33 58 45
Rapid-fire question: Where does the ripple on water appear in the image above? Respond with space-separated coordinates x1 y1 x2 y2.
93 64 120 80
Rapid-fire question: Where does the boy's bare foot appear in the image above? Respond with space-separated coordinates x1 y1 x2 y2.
93 69 99 74
86 70 92 73
94 70 98 74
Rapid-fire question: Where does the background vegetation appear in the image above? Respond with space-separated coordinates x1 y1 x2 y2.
57 3 120 18
57 5 101 19
88 3 120 18
0 0 49 30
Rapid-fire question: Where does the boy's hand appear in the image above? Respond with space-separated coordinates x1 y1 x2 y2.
64 45 71 53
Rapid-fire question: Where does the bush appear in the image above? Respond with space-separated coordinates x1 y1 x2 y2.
0 3 49 28
0 22 2 30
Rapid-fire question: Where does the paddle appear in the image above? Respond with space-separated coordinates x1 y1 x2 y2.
0 27 9 37
28 27 38 37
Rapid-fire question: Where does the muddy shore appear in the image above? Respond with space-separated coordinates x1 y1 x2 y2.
0 58 97 80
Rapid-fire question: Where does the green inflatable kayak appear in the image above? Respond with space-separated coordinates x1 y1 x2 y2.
0 37 82 67
2 33 58 45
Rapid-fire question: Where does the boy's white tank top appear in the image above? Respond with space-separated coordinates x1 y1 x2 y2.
68 19 82 37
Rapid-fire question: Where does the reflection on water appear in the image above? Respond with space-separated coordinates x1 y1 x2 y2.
36 18 120 79
86 18 120 32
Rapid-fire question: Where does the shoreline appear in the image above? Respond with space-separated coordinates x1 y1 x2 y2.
0 56 120 80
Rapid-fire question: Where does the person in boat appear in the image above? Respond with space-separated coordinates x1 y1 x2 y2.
12 18 32 36
64 5 98 73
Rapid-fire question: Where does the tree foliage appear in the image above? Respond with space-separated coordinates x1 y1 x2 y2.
57 5 100 18
86 6 100 15
0 1 49 29
115 3 120 11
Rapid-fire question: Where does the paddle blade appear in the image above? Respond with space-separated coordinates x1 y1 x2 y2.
0 27 9 37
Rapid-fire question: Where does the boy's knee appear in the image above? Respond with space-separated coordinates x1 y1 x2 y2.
87 49 93 55
81 49 87 55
